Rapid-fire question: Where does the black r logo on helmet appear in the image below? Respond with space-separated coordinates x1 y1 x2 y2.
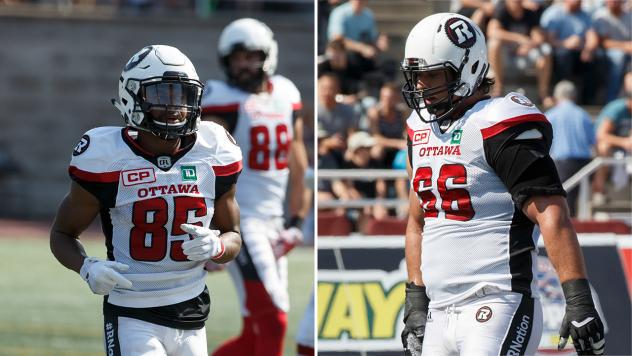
445 18 476 49
124 46 153 72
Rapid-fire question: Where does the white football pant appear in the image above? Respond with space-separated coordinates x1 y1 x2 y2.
422 290 543 356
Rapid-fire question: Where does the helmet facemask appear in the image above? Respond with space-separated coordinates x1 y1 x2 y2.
401 59 467 123
129 73 203 140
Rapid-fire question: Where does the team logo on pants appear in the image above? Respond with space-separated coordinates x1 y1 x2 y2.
475 306 493 322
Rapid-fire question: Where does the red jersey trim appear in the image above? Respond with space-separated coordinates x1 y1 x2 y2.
407 126 415 141
212 160 242 176
292 102 303 111
480 113 548 139
69 166 120 183
201 103 240 115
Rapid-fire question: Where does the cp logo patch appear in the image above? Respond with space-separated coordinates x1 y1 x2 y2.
73 135 90 156
476 306 493 322
445 18 476 49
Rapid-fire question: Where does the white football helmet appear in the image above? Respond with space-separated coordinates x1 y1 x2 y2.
112 45 203 139
218 18 278 90
401 13 489 122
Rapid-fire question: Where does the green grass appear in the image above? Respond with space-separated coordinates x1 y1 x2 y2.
0 237 314 355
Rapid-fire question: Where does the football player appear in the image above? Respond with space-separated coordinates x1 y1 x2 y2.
50 45 243 356
400 14 605 356
200 18 309 356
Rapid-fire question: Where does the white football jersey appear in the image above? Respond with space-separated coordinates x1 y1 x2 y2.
69 122 242 308
407 93 548 308
201 75 301 218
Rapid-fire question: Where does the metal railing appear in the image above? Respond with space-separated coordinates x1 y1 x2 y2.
318 156 632 219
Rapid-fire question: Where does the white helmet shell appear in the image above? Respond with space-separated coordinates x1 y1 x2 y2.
404 13 488 97
218 18 278 75
113 45 202 139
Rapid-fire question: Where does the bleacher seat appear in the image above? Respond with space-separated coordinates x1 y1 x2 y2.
364 216 407 236
318 212 353 236
572 219 632 234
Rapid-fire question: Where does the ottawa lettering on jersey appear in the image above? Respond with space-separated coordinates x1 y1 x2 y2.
138 184 200 198
418 145 462 157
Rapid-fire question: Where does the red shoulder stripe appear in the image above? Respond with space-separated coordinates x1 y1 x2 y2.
69 166 120 183
201 103 239 115
213 160 242 176
292 102 303 111
480 113 548 139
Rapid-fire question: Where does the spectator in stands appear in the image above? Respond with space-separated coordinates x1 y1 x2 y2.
488 0 553 105
540 0 601 104
449 0 496 30
367 82 408 218
318 73 359 167
327 0 388 73
318 39 364 96
367 82 407 168
342 131 387 229
546 80 595 216
592 71 632 203
593 0 632 102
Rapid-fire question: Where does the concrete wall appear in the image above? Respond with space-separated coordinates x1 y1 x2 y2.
0 12 314 219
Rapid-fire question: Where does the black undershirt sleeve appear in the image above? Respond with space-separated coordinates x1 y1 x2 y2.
215 172 240 200
483 121 566 209
69 175 118 208
407 136 413 168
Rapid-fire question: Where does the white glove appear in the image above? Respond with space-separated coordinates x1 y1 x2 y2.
180 224 225 261
273 227 303 259
80 257 133 295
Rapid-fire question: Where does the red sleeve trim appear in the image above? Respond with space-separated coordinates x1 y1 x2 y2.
212 160 242 176
480 113 548 139
69 166 120 183
292 102 303 111
201 103 240 115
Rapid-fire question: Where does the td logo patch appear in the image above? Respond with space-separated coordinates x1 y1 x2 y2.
445 17 476 49
451 129 463 144
73 135 90 156
181 166 197 181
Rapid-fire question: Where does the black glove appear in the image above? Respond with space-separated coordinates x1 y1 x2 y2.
558 279 605 355
401 283 429 356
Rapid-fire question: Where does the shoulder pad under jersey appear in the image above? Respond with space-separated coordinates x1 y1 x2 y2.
201 79 242 115
196 121 243 176
270 74 302 111
68 126 125 183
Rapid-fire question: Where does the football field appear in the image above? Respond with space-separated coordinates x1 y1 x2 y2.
0 236 314 356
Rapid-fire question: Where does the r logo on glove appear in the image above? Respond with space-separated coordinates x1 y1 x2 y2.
181 224 225 262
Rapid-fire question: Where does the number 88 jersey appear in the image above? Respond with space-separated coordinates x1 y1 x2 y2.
407 93 557 308
201 75 301 218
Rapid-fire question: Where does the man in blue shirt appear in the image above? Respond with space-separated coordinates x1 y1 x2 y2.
327 0 388 73
540 0 601 104
546 80 595 215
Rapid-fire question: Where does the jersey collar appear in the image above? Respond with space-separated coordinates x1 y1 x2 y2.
121 128 197 171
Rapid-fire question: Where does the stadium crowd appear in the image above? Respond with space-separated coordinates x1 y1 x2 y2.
318 0 631 233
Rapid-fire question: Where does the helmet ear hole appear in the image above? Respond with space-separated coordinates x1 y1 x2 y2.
122 98 128 105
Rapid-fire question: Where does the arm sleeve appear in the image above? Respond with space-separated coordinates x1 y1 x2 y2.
483 121 566 208
212 128 243 200
68 130 120 208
